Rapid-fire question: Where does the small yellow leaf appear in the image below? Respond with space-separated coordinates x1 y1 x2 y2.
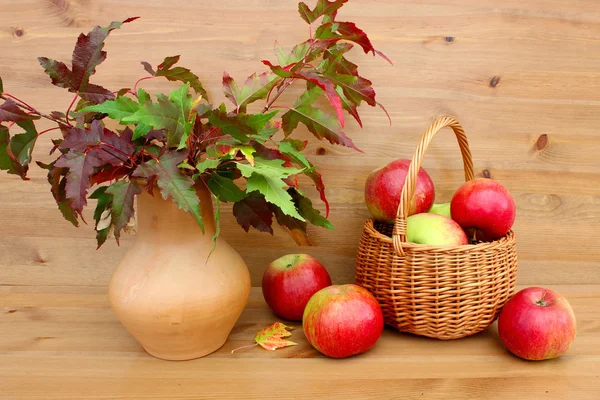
254 322 297 351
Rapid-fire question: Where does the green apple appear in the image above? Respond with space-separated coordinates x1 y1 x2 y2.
406 213 468 246
428 202 451 219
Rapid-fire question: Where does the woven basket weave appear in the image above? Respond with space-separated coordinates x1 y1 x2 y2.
355 116 518 340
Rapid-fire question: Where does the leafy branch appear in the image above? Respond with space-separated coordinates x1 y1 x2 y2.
0 0 390 248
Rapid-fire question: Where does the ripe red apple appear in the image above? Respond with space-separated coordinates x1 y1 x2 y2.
450 178 516 241
303 284 384 358
498 287 576 361
262 254 332 321
406 213 467 246
364 159 435 223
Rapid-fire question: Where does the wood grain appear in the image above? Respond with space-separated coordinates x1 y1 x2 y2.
1 0 599 287
1 285 599 399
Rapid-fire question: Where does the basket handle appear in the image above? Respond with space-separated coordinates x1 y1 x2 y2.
392 116 475 256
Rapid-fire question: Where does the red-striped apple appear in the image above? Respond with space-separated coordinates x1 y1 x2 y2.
498 287 576 360
303 284 384 358
364 159 435 223
262 254 332 321
451 178 516 242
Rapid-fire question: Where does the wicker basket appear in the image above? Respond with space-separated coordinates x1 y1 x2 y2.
355 116 518 340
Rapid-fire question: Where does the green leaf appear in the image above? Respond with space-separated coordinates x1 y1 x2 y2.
281 87 359 150
222 71 279 112
81 96 140 122
275 41 312 66
138 88 150 105
290 189 333 229
0 120 38 179
207 108 278 144
155 55 209 100
195 158 220 174
133 149 204 231
207 173 246 202
89 185 111 223
123 85 191 147
236 157 303 179
298 0 348 24
245 173 304 220
105 180 142 243
279 140 310 168
252 120 280 143
211 195 221 253
133 123 152 140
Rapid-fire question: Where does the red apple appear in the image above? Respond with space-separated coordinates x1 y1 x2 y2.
498 287 576 361
303 284 384 358
262 254 332 321
364 159 435 223
450 178 516 241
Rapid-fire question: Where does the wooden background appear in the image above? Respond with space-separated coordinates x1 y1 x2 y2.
1 0 599 288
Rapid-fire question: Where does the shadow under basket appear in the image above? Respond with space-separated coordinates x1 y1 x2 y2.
355 116 518 340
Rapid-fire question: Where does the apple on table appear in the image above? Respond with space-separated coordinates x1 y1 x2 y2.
262 254 332 321
498 287 576 361
303 284 384 359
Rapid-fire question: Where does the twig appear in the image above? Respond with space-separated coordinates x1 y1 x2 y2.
0 94 70 127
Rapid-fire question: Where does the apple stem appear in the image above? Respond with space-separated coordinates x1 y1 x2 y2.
230 343 258 354
535 292 549 306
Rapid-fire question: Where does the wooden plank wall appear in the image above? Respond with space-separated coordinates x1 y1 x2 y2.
0 0 599 287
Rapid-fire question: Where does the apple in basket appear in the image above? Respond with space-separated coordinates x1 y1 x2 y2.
262 254 332 321
498 287 576 360
303 284 384 358
364 159 435 223
428 202 451 219
406 213 468 246
451 178 516 241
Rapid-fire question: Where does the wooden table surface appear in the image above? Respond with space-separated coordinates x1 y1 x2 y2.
1 285 598 399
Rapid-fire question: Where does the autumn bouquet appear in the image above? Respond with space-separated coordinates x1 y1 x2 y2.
0 0 389 248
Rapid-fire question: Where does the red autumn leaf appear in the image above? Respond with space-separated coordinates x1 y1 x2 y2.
38 18 138 103
294 70 344 128
0 98 39 123
233 192 274 234
281 87 360 151
315 21 392 64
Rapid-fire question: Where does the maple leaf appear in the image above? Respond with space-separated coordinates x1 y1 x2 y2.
153 55 209 100
105 180 142 244
0 98 39 122
233 192 274 234
237 158 304 220
38 17 138 103
55 121 134 215
231 322 297 353
89 185 112 247
207 173 246 202
0 120 38 179
222 71 280 113
133 149 204 231
315 21 391 63
81 96 140 122
281 87 359 151
294 70 344 127
38 161 79 227
208 108 279 144
122 84 192 147
289 188 332 229
298 0 348 24
274 41 320 67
